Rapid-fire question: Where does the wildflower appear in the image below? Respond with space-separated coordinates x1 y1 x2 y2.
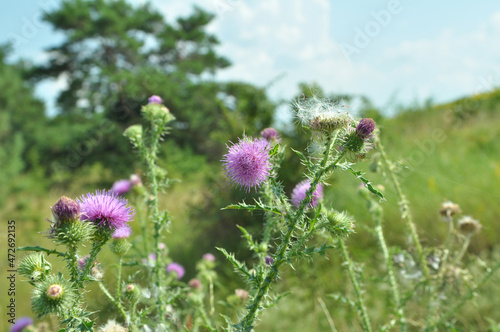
439 201 461 220
203 253 216 262
51 196 80 225
110 226 132 256
295 97 353 132
458 216 482 235
189 278 203 290
110 180 132 196
260 127 281 143
32 275 75 317
166 262 185 280
91 265 104 281
341 118 376 154
123 284 141 303
222 137 272 192
355 118 376 138
78 190 134 230
10 317 33 332
291 180 324 208
148 95 163 105
265 255 274 265
158 242 167 250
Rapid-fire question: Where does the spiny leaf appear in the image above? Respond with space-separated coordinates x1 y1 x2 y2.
222 201 282 214
216 247 251 279
18 246 66 258
338 164 385 200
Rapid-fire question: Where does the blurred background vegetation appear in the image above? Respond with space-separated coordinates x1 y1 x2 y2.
1 0 500 331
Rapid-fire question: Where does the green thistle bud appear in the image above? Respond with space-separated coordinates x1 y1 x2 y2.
325 210 355 239
32 275 76 317
19 253 52 283
110 239 132 256
141 103 175 124
123 283 141 303
123 124 143 141
52 220 95 247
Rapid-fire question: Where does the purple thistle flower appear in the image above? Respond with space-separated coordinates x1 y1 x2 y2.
148 253 157 261
265 255 274 265
291 180 324 208
110 179 132 196
78 190 134 230
355 118 375 139
10 317 33 332
260 127 280 142
148 95 162 105
203 253 215 262
166 262 185 280
222 137 272 192
112 226 132 239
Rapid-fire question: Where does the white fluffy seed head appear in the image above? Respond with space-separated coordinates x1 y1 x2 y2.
294 97 353 132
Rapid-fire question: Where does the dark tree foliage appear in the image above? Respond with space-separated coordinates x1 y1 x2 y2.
27 0 276 171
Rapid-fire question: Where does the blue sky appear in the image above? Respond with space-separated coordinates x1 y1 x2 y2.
2 0 500 116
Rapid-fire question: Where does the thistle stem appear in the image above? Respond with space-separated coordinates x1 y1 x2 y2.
377 138 430 279
338 239 372 332
236 133 341 331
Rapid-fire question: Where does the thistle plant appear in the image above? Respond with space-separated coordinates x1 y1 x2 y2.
219 97 383 331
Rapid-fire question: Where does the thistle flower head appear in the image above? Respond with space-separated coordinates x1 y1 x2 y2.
32 275 75 317
458 216 482 235
166 262 185 280
260 127 281 143
19 253 52 283
77 255 91 271
222 137 272 192
203 253 215 262
295 97 353 132
439 201 461 220
189 278 203 290
265 255 274 265
78 190 134 230
291 179 324 209
110 180 131 196
148 95 163 105
51 196 80 225
10 317 33 332
355 118 376 138
123 284 141 302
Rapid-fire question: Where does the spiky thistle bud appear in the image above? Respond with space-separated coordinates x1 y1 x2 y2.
141 103 175 125
458 216 482 235
124 124 143 142
188 278 203 291
32 275 75 317
260 127 281 143
19 253 52 283
123 283 141 303
355 118 376 138
51 196 80 226
110 226 132 256
325 210 355 239
340 118 376 155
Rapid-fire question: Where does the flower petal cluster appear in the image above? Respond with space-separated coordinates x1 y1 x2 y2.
78 190 134 230
222 137 272 192
166 262 185 280
291 179 324 208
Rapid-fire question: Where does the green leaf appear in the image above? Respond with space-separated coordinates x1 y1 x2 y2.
339 164 385 200
18 246 66 258
216 247 251 279
222 201 282 214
